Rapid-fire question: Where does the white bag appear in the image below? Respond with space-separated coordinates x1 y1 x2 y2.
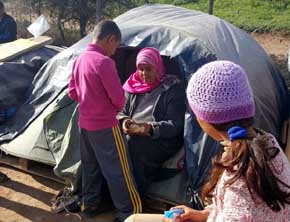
27 15 50 37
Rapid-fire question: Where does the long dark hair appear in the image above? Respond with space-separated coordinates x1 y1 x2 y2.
201 118 290 212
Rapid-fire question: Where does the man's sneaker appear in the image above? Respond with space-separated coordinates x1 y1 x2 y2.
51 188 81 213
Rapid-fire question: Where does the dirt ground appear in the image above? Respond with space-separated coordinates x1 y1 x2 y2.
251 32 290 85
0 32 290 222
0 166 117 222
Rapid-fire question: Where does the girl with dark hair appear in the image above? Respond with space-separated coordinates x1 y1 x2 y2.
125 61 290 222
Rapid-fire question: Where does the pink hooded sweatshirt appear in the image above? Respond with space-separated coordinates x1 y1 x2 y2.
68 43 125 131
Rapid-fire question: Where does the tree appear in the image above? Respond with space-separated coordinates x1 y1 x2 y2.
16 0 142 44
44 0 95 40
37 0 41 15
209 0 214 15
79 0 89 37
96 0 105 23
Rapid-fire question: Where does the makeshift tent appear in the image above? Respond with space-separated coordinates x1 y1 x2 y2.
0 45 62 120
0 4 289 205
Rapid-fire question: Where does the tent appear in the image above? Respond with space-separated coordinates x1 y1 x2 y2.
0 45 62 117
0 4 289 205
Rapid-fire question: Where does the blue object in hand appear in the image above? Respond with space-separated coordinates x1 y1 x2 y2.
164 209 184 219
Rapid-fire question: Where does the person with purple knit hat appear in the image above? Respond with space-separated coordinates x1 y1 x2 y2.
125 60 290 222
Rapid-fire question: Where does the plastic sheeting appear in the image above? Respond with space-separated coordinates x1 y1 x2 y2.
0 4 289 204
0 46 62 110
116 5 290 194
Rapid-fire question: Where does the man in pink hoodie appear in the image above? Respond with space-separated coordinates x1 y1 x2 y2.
68 20 141 222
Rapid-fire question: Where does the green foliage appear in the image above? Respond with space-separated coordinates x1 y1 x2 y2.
12 0 290 44
153 0 290 33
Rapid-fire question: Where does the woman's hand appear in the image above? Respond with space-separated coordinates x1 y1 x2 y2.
135 122 152 136
123 121 152 136
122 118 135 135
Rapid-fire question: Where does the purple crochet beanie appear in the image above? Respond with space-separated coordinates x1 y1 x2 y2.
186 61 255 124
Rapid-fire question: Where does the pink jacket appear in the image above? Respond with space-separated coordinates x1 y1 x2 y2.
68 44 125 131
207 134 290 222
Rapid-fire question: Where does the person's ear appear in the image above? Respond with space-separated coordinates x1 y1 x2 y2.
107 35 115 44
111 35 120 45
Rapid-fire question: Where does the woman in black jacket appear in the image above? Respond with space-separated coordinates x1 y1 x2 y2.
118 47 185 196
